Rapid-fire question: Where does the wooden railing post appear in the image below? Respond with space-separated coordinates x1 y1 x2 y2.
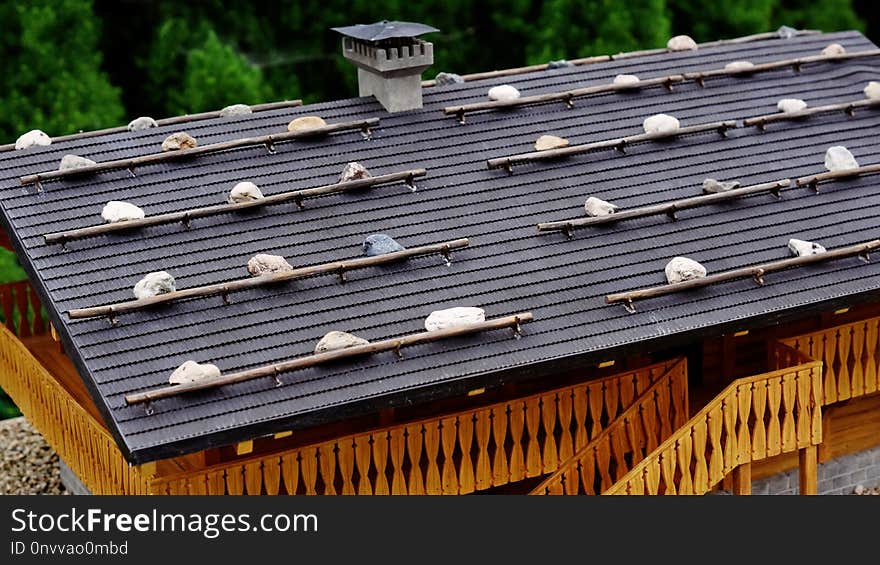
731 463 751 495
798 445 818 495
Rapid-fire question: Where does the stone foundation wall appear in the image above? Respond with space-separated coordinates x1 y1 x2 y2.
752 445 880 495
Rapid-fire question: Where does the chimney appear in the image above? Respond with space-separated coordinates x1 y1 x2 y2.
332 20 438 113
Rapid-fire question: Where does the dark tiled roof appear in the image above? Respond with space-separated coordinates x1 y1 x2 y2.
2 31 879 462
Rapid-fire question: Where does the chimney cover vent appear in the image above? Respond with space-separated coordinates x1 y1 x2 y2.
334 20 438 112
331 20 438 42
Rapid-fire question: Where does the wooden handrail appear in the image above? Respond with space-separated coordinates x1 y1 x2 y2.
0 100 304 152
125 312 534 405
683 49 880 85
795 163 880 191
421 29 821 86
20 118 380 186
744 98 880 130
781 316 880 405
537 179 790 235
604 346 823 495
443 75 684 122
487 120 737 172
67 238 470 321
606 240 880 312
0 325 155 493
530 358 688 495
43 169 426 245
147 358 679 494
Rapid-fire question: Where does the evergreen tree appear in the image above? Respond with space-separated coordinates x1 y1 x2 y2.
668 0 777 41
172 28 274 115
776 0 864 32
0 0 124 142
142 15 281 116
526 0 672 63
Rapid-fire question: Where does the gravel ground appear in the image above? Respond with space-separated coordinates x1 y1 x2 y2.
0 417 67 495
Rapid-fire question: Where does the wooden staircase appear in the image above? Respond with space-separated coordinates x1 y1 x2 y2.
530 358 688 494
534 342 824 495
604 343 823 494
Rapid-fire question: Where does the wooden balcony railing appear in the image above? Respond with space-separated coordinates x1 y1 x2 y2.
150 358 686 495
0 280 47 338
780 317 880 404
0 324 154 494
530 358 688 494
604 343 822 495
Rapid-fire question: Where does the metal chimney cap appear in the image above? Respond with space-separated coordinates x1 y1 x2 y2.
331 20 439 42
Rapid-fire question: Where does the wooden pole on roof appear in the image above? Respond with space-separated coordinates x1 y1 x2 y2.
0 100 304 152
20 118 380 186
744 98 880 130
67 238 470 321
795 164 880 191
123 312 535 406
43 169 427 245
683 50 880 85
605 240 880 312
487 120 737 172
537 179 790 235
421 29 822 86
443 75 684 122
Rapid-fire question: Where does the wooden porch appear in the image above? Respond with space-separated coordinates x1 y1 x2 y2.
0 278 878 495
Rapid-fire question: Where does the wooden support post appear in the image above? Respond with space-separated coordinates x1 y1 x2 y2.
731 462 752 495
798 445 818 495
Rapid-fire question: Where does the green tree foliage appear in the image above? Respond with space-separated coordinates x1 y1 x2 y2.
776 0 864 32
145 21 274 116
0 0 124 141
669 0 776 40
528 0 672 62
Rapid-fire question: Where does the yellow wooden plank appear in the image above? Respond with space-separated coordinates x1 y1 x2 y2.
235 440 253 456
371 431 390 495
524 397 542 477
474 410 492 491
457 415 476 495
318 444 338 495
405 424 425 495
540 394 558 474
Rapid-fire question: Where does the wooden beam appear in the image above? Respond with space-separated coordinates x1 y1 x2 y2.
795 164 880 191
19 118 380 186
487 120 737 172
42 169 426 245
67 238 470 320
423 56 611 87
0 100 303 152
731 462 752 495
443 75 684 121
605 240 880 312
421 29 821 86
683 49 880 85
537 179 790 235
744 98 880 130
441 44 860 121
124 312 534 406
798 445 818 495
